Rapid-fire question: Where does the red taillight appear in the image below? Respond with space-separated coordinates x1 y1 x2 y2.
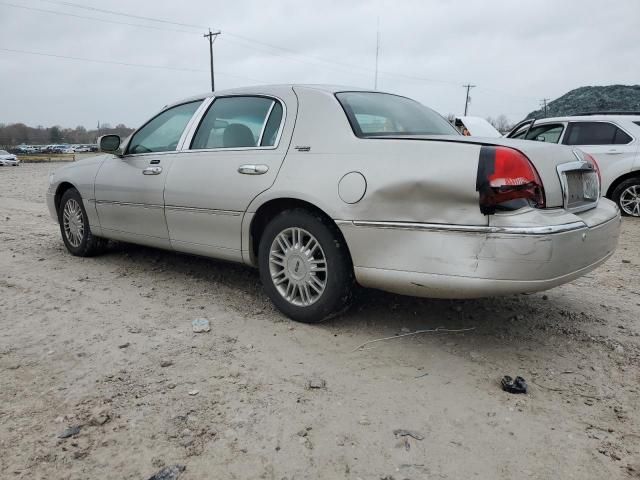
476 146 545 215
581 151 601 183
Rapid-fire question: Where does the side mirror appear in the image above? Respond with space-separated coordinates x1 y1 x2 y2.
99 135 122 155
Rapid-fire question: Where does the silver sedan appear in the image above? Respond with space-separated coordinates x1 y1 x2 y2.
46 85 621 322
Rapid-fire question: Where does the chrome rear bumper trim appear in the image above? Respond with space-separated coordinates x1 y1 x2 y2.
337 220 588 235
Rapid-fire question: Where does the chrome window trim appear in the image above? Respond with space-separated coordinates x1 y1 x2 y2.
557 157 601 213
563 120 636 146
337 220 588 235
184 94 287 153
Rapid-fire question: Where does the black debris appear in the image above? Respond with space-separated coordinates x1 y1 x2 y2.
501 375 528 394
393 429 425 440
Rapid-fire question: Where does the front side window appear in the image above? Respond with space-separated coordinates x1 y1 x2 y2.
127 101 202 154
524 123 564 143
191 96 283 150
563 121 632 146
336 92 458 137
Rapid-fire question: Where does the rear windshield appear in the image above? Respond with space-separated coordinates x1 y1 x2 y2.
336 92 458 137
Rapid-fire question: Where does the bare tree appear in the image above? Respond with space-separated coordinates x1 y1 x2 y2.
486 114 513 133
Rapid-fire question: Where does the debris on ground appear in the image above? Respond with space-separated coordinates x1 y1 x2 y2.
352 327 475 352
393 429 425 440
306 377 326 389
188 390 199 396
57 425 81 439
501 375 528 394
88 408 111 426
160 360 174 368
118 342 130 349
147 464 186 480
191 318 210 333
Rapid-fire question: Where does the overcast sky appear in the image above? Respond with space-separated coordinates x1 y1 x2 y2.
1 0 638 129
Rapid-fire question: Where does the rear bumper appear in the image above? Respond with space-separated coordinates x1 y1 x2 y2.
337 199 621 298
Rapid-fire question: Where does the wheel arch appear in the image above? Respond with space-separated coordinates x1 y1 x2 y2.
54 182 78 216
606 170 640 199
246 197 353 268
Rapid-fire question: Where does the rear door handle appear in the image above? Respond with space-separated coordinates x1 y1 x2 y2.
143 166 163 175
238 164 269 175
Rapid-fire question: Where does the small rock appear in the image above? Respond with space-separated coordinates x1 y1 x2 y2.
188 390 199 396
160 360 174 368
306 377 326 390
89 408 111 426
358 416 371 426
167 383 176 389
542 295 549 300
191 318 210 333
118 342 130 349
147 464 186 480
58 425 81 439
400 327 411 333
622 259 631 264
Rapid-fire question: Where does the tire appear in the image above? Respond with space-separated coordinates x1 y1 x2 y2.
611 177 640 217
258 208 354 323
58 188 107 256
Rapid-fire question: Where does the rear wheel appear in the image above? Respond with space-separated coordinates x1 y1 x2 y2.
258 209 353 323
612 177 640 217
58 188 107 256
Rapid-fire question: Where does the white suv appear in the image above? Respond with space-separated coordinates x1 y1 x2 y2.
507 113 640 216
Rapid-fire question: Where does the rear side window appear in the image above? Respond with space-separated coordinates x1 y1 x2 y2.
563 121 632 145
336 92 458 137
191 96 283 149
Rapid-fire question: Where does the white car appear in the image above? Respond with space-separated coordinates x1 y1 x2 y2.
0 150 20 166
507 113 640 216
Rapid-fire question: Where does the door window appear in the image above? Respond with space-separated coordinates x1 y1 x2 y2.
524 123 564 143
190 96 283 150
563 121 632 146
127 101 202 154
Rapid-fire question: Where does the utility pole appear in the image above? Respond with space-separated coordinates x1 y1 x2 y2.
463 84 476 115
204 29 221 92
374 17 380 90
540 98 550 116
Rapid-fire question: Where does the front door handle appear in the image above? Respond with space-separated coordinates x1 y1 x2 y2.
238 164 269 175
143 166 163 175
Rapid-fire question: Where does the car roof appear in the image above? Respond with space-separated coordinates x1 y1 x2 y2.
163 84 374 109
533 114 640 123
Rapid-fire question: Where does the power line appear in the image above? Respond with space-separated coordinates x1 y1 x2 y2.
0 1 196 34
0 47 264 82
39 0 207 30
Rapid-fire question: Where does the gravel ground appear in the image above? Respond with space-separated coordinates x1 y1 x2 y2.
1 163 639 479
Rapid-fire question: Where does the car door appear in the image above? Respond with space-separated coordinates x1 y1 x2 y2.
562 121 636 192
94 100 204 248
163 92 295 260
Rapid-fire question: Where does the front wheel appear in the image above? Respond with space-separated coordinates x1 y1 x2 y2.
58 188 107 256
258 209 354 323
611 177 640 217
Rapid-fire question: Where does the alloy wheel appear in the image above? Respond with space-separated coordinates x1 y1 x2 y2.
619 184 640 217
268 227 327 306
63 198 84 247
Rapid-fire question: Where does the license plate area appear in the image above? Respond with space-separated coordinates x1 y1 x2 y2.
557 160 600 212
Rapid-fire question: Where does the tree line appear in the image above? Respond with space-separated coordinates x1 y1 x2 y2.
0 123 134 147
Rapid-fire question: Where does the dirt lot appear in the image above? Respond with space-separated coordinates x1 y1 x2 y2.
1 163 639 479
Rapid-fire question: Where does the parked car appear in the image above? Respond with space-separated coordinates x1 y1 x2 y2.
507 113 640 217
0 150 20 166
453 116 502 137
46 85 621 322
